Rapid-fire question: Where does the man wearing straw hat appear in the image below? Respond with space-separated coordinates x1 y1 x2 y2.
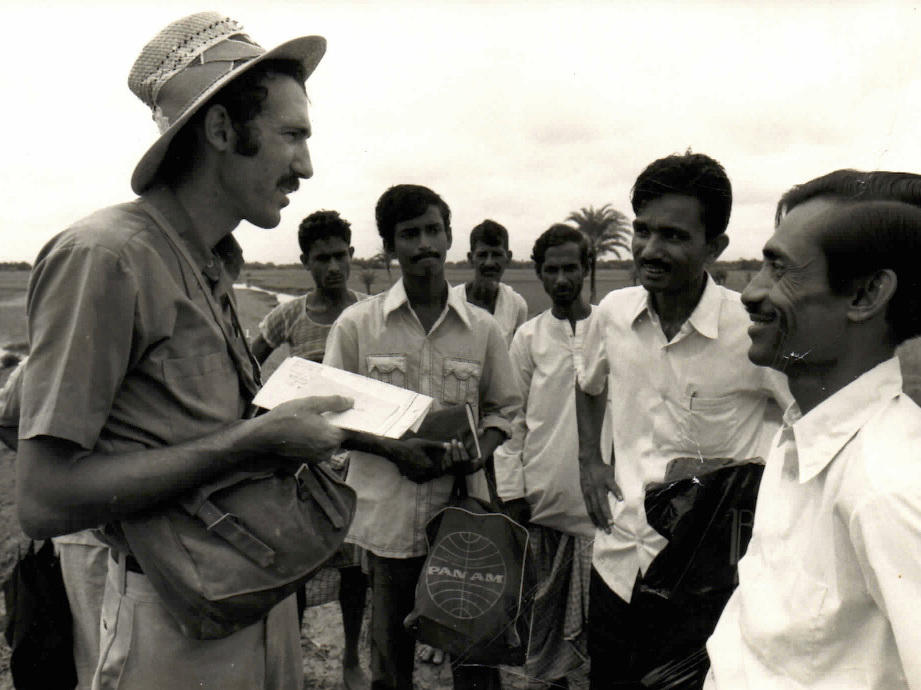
14 12 357 689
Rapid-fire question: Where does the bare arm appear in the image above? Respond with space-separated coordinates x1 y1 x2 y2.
17 395 352 539
576 381 621 532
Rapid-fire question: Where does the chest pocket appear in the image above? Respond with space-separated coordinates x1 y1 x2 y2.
366 354 407 389
652 391 744 458
442 358 481 405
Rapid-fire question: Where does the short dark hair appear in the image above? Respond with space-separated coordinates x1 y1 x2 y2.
775 169 921 225
298 210 352 257
157 58 308 184
812 200 921 345
531 224 591 277
469 220 509 251
631 151 732 240
375 184 451 252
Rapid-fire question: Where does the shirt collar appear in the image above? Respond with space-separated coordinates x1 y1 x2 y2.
382 279 472 330
141 185 244 280
785 357 903 483
631 273 721 339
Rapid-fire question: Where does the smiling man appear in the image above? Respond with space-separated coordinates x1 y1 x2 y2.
575 152 790 689
16 13 351 689
706 181 921 689
323 184 520 690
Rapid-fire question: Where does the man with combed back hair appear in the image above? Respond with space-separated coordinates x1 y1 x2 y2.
575 151 790 688
706 177 921 689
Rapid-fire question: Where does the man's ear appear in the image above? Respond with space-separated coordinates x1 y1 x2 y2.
349 247 355 258
848 269 897 324
506 249 514 262
467 251 474 266
203 104 234 152
446 229 452 251
300 253 309 268
706 234 729 263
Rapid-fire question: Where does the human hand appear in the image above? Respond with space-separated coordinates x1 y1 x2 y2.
580 459 622 533
388 437 447 484
248 395 353 463
442 436 484 476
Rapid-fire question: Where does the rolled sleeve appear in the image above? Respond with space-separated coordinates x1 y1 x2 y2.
851 490 921 688
576 302 609 396
493 329 532 501
22 240 137 449
477 320 520 438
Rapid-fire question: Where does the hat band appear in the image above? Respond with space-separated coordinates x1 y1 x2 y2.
152 38 265 133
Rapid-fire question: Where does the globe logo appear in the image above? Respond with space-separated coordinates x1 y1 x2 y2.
425 531 507 620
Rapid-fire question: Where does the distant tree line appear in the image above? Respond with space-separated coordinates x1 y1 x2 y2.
0 262 31 271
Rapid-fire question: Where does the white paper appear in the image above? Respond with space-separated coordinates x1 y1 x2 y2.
252 357 433 439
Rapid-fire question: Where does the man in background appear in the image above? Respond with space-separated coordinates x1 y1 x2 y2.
576 151 790 688
494 224 595 687
249 208 368 689
452 219 528 346
324 184 520 689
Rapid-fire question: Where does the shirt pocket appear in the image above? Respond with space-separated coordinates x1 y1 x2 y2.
366 354 407 388
442 358 481 405
652 391 744 458
739 557 832 684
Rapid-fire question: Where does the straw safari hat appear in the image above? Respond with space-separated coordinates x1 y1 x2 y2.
128 12 325 194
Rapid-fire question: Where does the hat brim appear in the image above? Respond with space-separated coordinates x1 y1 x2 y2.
131 35 326 195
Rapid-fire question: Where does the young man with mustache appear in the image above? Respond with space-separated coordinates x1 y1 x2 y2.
575 152 790 689
452 219 528 347
323 184 520 690
705 176 921 689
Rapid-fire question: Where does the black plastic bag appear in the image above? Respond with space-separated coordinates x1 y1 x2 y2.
636 461 765 689
3 539 77 690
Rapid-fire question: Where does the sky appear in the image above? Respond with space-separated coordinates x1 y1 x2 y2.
3 1 921 265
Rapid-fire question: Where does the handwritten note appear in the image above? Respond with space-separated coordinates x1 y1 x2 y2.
253 357 433 439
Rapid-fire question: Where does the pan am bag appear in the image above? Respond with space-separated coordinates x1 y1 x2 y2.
405 475 533 665
121 461 355 639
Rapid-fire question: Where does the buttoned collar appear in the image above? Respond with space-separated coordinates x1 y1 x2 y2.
382 279 472 330
784 357 903 483
631 273 721 340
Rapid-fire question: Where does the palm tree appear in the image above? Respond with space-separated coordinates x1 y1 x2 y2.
566 204 632 303
371 250 394 281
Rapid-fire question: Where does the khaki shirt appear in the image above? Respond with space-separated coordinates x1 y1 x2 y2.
21 186 252 454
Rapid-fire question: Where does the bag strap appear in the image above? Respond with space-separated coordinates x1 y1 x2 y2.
138 199 262 400
192 499 277 568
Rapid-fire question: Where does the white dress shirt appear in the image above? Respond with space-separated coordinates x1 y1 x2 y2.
494 308 595 538
577 276 789 601
706 357 921 689
451 282 528 347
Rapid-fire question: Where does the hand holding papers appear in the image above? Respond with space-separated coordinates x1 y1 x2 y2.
253 357 433 439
